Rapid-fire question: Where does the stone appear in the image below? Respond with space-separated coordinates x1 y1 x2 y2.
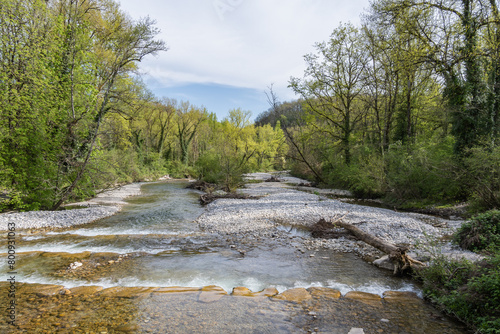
152 287 200 294
198 285 228 303
22 284 66 296
373 255 394 271
344 291 382 307
98 287 156 299
307 287 341 299
273 288 312 303
382 291 420 301
348 328 365 334
230 287 279 297
69 286 104 296
231 287 253 296
114 323 139 332
254 287 279 297
382 291 423 306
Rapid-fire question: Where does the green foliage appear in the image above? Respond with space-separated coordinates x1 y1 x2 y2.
384 137 461 204
464 145 500 211
343 149 386 198
417 253 500 333
454 210 500 253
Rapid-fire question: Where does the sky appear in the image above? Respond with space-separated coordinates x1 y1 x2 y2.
118 0 371 121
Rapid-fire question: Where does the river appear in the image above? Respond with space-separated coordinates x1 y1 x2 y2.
0 181 469 333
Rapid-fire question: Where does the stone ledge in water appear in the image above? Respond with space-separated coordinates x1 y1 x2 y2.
198 285 228 303
382 291 422 305
344 291 382 307
97 287 156 299
307 287 342 299
69 285 104 296
15 283 67 297
272 288 312 303
153 286 201 294
231 287 279 297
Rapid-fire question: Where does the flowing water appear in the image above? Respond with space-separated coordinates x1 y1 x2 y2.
1 181 469 333
4 181 419 295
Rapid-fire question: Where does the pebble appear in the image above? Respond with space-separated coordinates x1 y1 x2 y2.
196 172 476 260
0 183 141 231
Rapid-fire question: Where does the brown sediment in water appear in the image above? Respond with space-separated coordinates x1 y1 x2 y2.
1 282 468 334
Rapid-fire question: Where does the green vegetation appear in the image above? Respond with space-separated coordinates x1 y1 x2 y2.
417 212 500 333
0 0 287 211
255 0 500 214
1 1 500 332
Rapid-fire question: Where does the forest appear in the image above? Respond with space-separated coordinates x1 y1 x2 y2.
3 0 500 214
0 0 286 211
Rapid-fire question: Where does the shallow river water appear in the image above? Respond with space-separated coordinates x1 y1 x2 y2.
1 181 469 333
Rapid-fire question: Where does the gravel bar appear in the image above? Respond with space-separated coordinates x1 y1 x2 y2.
0 183 142 231
196 172 482 262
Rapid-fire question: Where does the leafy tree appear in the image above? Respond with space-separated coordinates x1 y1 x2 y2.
290 23 368 165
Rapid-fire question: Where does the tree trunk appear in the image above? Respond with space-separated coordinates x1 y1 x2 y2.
329 218 426 274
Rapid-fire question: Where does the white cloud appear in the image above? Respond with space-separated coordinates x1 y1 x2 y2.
119 0 370 101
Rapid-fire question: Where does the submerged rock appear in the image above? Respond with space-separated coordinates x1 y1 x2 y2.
307 287 341 299
273 288 312 303
198 285 228 303
344 291 382 307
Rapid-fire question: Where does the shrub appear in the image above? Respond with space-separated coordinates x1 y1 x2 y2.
464 145 500 211
385 137 461 204
416 254 500 333
454 210 500 253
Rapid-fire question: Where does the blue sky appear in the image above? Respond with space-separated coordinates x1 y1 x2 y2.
119 0 371 121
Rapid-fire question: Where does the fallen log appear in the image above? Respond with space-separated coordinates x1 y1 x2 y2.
327 218 426 275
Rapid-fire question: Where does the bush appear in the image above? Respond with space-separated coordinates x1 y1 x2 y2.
343 146 386 198
464 145 500 211
417 254 500 333
385 137 461 204
454 210 500 253
195 151 246 191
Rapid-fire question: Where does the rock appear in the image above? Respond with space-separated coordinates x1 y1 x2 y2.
307 287 341 299
21 284 66 296
373 255 394 271
69 286 104 296
114 323 139 332
382 291 420 301
273 288 312 303
254 287 279 297
152 287 200 294
198 285 228 303
348 328 365 334
344 291 382 307
231 287 279 297
98 287 156 299
69 261 83 270
382 291 423 306
231 287 253 296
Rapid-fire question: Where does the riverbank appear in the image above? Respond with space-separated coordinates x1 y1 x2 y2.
196 172 482 265
0 183 142 231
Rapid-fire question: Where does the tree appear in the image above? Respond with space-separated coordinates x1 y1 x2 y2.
290 23 369 165
176 102 208 165
374 0 498 153
49 0 167 209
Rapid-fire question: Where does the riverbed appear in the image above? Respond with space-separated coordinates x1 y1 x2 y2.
0 175 470 333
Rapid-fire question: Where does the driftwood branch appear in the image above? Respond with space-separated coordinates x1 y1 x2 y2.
327 217 426 274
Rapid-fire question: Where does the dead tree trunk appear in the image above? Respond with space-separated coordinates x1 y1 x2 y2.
330 219 426 274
